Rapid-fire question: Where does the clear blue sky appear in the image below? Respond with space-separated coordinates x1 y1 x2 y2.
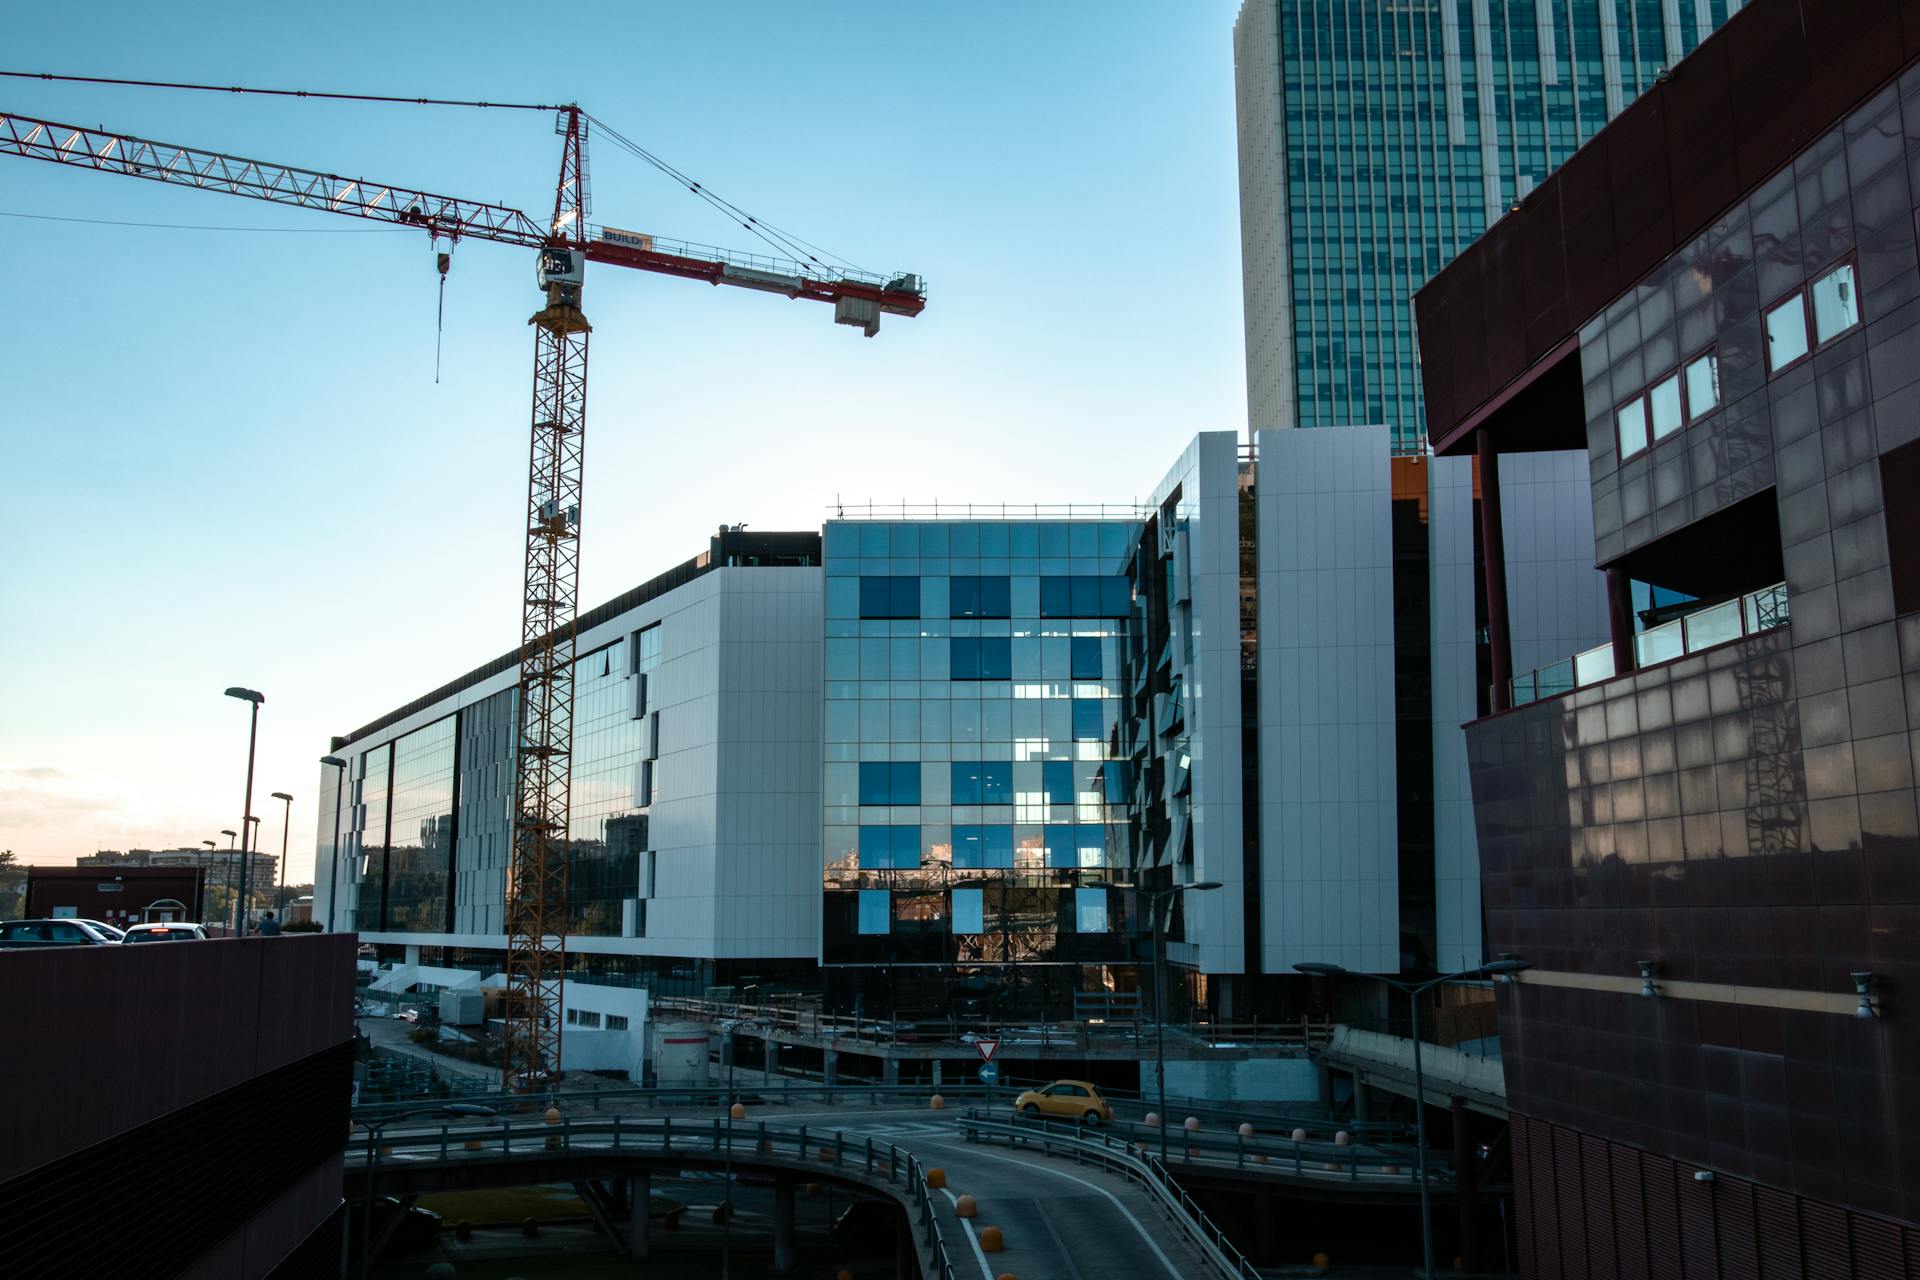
0 1 1248 873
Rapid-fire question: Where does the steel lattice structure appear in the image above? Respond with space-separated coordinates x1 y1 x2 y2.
1 90 924 1089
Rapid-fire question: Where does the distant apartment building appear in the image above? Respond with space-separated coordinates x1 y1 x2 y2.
1417 0 1920 1267
80 846 274 893
1233 0 1736 453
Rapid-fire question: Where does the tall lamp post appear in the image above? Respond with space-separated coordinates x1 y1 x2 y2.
200 840 217 921
224 687 265 932
352 1103 496 1280
1097 878 1222 1165
270 791 294 919
220 830 237 926
1293 958 1531 1280
322 756 348 932
244 816 262 929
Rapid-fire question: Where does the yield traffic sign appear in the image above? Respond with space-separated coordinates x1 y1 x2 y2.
975 1037 999 1064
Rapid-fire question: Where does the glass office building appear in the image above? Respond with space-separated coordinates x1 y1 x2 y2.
1234 0 1737 454
820 518 1143 1015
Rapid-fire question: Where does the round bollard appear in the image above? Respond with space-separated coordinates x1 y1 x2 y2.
1333 1130 1351 1147
838 1270 856 1280
1238 1122 1255 1138
926 1167 947 1189
1312 1251 1330 1269
998 1274 1020 1280
1143 1111 1162 1128
803 1182 820 1195
819 1146 838 1163
464 1138 483 1151
1183 1116 1201 1132
544 1107 562 1125
979 1226 1005 1252
955 1194 979 1218
1384 1165 1401 1176
730 1102 746 1120
1291 1127 1308 1143
1253 1153 1269 1165
521 1217 540 1237
758 1139 774 1154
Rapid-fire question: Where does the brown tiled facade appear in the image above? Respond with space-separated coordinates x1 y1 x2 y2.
1417 2 1920 1275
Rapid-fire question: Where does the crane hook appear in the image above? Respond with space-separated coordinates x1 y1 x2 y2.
434 244 452 384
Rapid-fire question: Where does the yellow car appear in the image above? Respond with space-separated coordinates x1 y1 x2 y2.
1012 1080 1114 1125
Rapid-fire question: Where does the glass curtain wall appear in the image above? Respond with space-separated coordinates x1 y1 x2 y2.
567 633 648 935
353 743 391 932
384 717 457 932
823 519 1139 1013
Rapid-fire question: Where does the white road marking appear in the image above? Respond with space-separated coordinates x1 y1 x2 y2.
921 1139 1184 1280
940 1187 998 1280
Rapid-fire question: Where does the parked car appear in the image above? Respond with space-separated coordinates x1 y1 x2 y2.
1012 1079 1114 1125
77 919 127 941
0 918 124 947
122 922 211 943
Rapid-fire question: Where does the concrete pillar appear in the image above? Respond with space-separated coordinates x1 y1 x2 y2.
883 1056 901 1086
628 1169 652 1260
1254 1187 1279 1259
609 1175 628 1215
1607 565 1636 677
1476 428 1513 712
404 943 421 965
773 1177 796 1274
931 1059 943 1089
1316 1062 1334 1111
763 1038 778 1077
1352 1073 1372 1122
896 1204 916 1279
824 1048 838 1087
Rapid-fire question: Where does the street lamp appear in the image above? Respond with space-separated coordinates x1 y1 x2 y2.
353 1103 497 1280
1098 878 1222 1165
322 756 348 932
224 687 265 933
1293 957 1531 1280
200 840 217 920
271 791 294 920
220 830 238 927
245 816 262 930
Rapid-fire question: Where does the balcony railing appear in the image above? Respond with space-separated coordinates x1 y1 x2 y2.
1508 582 1789 708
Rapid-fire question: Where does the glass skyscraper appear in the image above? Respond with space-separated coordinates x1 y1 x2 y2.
1234 0 1738 454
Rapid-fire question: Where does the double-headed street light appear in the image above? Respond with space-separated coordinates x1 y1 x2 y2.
353 1103 497 1280
224 687 265 933
270 791 294 919
1097 878 1223 1165
1293 957 1531 1280
199 840 217 920
322 756 348 932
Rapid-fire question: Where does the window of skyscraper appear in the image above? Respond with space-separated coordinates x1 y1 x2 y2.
1617 397 1648 459
859 762 921 805
859 576 920 619
952 886 984 934
1685 350 1720 419
1649 373 1684 442
1074 888 1109 933
950 575 1011 618
951 761 1012 805
1042 761 1074 805
1765 293 1810 373
950 637 1012 680
857 890 890 934
952 825 1014 869
1070 637 1102 680
1812 261 1860 344
859 825 921 870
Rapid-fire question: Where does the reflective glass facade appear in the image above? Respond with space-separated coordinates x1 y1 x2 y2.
383 717 456 932
821 520 1139 988
566 632 651 936
1236 0 1733 453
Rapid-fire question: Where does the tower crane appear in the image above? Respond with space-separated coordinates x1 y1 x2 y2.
0 93 926 1087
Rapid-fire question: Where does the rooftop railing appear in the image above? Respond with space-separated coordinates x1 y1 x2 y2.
1509 582 1788 708
824 500 1153 522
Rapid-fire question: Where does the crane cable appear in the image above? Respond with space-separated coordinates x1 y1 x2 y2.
584 112 872 278
0 69 560 111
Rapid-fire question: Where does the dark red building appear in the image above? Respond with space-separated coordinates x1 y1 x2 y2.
25 865 205 927
0 934 356 1277
1417 0 1920 1275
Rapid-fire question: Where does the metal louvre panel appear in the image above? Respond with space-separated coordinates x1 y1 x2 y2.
1610 1139 1652 1280
1553 1124 1590 1279
1714 1178 1760 1280
1850 1216 1904 1280
1753 1185 1804 1280
1514 1115 1540 1278
1582 1131 1619 1279
1529 1116 1564 1280
0 1040 351 1276
1677 1168 1718 1278
1642 1154 1684 1275
1798 1199 1849 1280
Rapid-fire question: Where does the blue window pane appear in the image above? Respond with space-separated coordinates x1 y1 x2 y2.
1101 761 1130 803
1039 524 1069 557
858 889 890 934
858 826 889 865
951 762 982 805
1010 524 1039 556
1070 638 1102 680
892 762 920 806
952 886 984 934
1101 577 1131 616
893 577 920 617
952 825 983 869
1069 576 1100 617
979 523 1010 557
1098 523 1133 559
981 761 1012 804
978 638 1011 680
1069 524 1097 558
950 575 1010 619
858 524 889 558
1075 888 1109 933
949 523 980 555
1039 577 1071 617
1043 761 1074 804
859 763 892 805
1073 699 1104 742
951 576 980 618
860 577 919 619
1045 825 1077 869
891 825 921 869
950 638 979 680
1075 826 1106 867
825 523 859 559
982 825 1014 869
